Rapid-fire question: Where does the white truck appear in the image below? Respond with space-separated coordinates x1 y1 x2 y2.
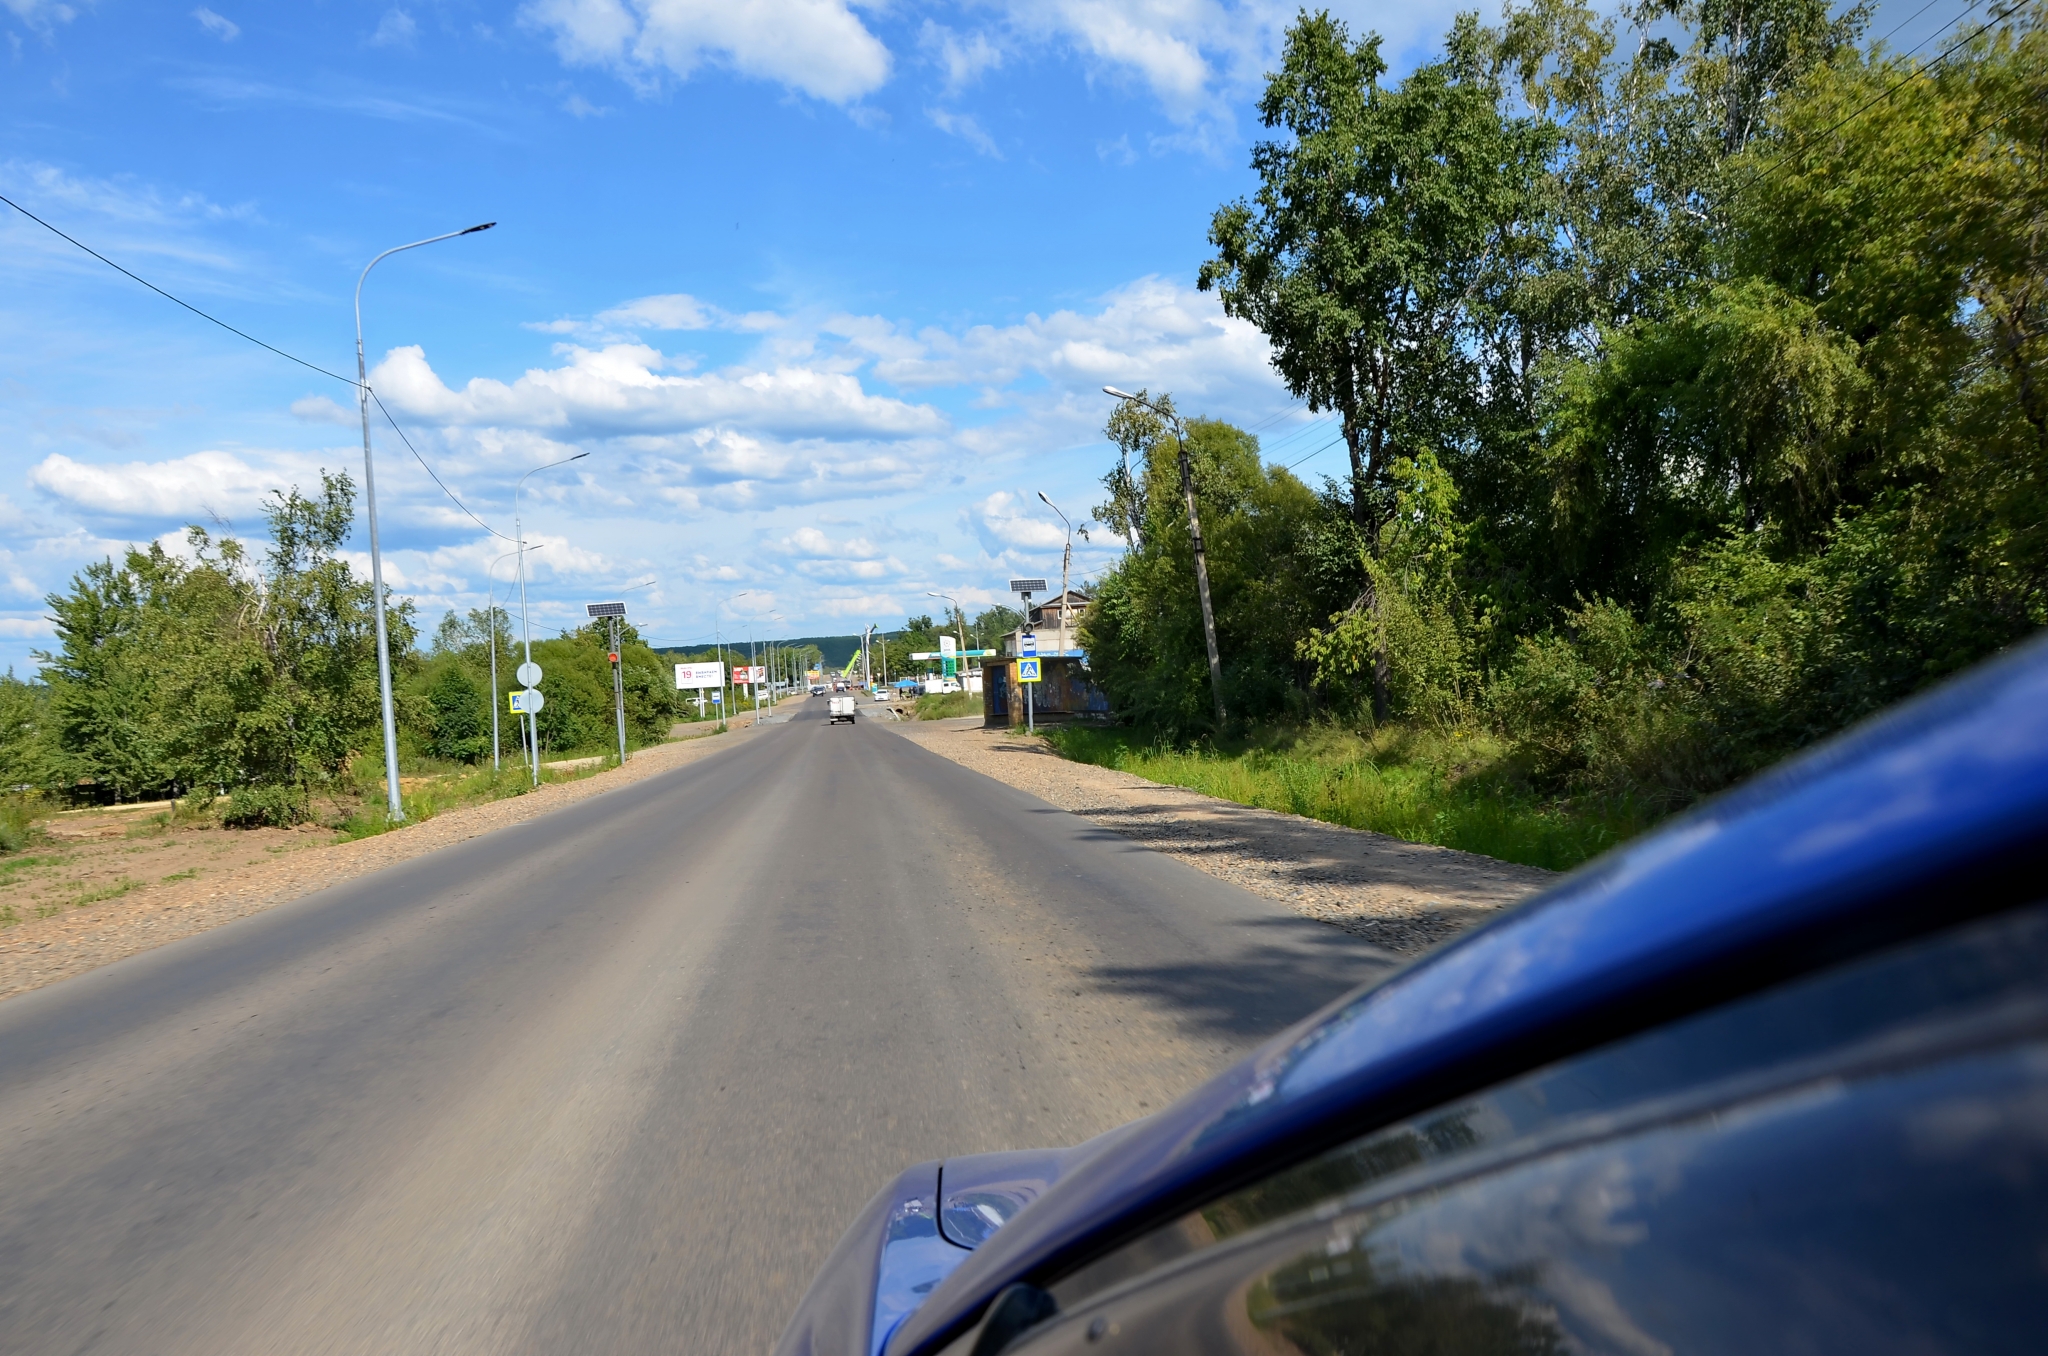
828 695 858 724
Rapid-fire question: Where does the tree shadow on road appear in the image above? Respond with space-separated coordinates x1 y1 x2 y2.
1081 915 1401 1046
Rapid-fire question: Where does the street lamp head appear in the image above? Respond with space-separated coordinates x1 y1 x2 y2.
461 222 497 234
1103 386 1136 400
569 451 590 461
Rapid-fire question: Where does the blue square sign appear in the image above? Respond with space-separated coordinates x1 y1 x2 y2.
1018 657 1042 683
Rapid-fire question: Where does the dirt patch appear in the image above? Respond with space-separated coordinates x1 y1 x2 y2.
0 722 766 1003
890 718 1554 955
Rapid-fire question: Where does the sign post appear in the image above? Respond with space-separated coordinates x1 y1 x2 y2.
1010 579 1047 735
587 602 628 766
676 661 725 720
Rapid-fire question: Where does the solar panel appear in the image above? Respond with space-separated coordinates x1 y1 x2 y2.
1009 578 1048 594
585 601 628 618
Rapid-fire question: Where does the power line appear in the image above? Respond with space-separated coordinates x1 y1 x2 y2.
3 188 513 542
0 189 359 388
371 392 511 542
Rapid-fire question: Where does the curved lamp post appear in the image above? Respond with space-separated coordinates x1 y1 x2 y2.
1104 386 1225 724
355 221 495 822
1035 493 1082 658
485 543 542 772
514 451 590 785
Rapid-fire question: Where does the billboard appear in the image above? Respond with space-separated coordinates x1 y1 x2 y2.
734 665 766 685
675 661 725 689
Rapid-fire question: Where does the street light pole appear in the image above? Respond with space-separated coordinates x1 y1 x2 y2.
485 543 541 773
514 451 589 785
1036 494 1078 658
1104 386 1226 725
927 590 969 684
354 220 495 821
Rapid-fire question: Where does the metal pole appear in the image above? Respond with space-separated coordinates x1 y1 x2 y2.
1037 497 1075 657
514 453 588 786
485 546 525 773
1105 389 1225 724
611 615 627 766
353 222 495 821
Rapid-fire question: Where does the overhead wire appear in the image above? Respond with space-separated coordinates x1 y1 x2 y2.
1 188 512 541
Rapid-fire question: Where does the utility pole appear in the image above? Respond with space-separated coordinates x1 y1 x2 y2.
1105 387 1225 724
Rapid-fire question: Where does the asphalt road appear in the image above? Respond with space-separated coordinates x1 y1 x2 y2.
0 698 1392 1355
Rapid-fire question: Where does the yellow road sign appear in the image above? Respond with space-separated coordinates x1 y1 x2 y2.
1017 658 1042 683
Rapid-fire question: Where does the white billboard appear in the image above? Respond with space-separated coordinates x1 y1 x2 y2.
675 661 725 690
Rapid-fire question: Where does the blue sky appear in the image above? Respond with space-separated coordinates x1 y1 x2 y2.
0 0 1967 669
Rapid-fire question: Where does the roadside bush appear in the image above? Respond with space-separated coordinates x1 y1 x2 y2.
222 783 308 828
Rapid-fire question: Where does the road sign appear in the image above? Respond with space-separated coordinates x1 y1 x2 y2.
1020 632 1037 657
1010 577 1047 595
676 661 724 689
585 601 627 618
516 661 542 687
1017 658 1042 683
509 688 546 714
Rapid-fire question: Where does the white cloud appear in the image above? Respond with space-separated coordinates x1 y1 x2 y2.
522 0 891 104
927 107 1001 158
369 7 417 49
0 160 255 230
371 343 948 441
848 276 1275 403
3 0 76 37
919 21 1003 92
598 293 712 331
968 490 1066 553
27 450 336 521
562 92 612 117
0 617 54 640
291 395 357 425
192 7 239 41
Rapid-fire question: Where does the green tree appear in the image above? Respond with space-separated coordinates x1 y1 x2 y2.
425 664 490 763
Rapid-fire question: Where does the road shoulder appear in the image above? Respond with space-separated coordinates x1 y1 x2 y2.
889 717 1553 955
0 724 764 1003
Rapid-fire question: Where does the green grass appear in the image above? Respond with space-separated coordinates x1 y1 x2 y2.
336 758 616 840
1042 723 1654 873
0 852 63 886
912 691 983 720
68 876 145 909
160 868 200 883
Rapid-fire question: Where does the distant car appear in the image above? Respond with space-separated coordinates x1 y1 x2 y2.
810 684 828 696
828 696 857 725
776 636 2048 1356
921 678 962 695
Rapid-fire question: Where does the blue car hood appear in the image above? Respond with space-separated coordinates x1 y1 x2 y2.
886 631 2048 1356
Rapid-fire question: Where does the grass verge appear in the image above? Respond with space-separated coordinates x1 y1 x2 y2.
912 691 983 720
1041 723 1653 873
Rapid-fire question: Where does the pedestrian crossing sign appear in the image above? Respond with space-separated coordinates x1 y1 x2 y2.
1017 658 1042 683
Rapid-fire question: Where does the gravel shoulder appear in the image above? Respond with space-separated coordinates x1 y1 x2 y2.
0 721 766 1003
889 717 1555 954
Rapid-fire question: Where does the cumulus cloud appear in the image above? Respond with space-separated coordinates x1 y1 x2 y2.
521 0 891 104
371 343 948 442
27 450 334 521
848 275 1275 403
192 7 239 41
967 490 1066 554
